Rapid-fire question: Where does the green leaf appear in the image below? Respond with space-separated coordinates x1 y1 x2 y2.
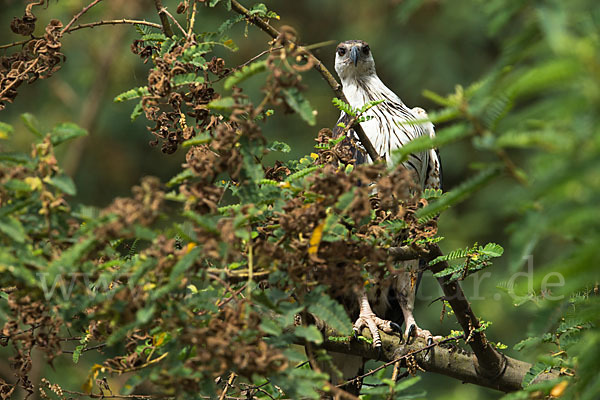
514 336 542 351
0 152 31 164
267 140 291 153
295 325 323 345
142 32 167 42
47 175 77 196
113 86 150 103
172 73 205 86
480 243 504 257
45 236 96 282
169 246 201 282
50 122 88 146
166 169 195 187
20 113 42 137
416 166 501 221
159 37 177 56
182 132 212 147
136 304 156 324
522 362 549 388
286 165 320 182
422 89 455 107
72 344 83 364
0 216 27 243
130 100 144 122
332 97 356 116
305 291 352 336
224 60 267 90
72 334 89 364
392 123 470 163
0 121 14 139
207 97 235 111
3 179 33 193
260 318 283 336
249 3 269 16
282 88 316 126
217 15 244 35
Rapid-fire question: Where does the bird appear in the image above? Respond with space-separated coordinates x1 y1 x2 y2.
326 39 442 394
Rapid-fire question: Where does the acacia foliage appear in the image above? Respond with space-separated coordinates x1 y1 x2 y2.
0 0 599 399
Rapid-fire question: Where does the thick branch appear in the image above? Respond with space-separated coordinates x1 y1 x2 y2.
229 0 381 162
153 0 174 37
427 244 505 377
389 244 506 378
314 329 561 393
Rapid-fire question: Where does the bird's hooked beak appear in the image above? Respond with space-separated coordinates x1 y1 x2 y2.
350 46 360 67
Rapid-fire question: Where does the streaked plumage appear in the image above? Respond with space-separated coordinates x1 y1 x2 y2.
327 40 441 395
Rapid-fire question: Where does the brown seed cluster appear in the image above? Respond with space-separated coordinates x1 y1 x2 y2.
180 302 288 380
1 2 65 109
1 293 63 397
99 176 165 239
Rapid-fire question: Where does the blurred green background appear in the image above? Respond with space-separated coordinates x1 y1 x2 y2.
2 0 592 398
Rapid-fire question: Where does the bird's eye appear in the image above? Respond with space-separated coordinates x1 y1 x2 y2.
337 48 346 56
363 45 370 54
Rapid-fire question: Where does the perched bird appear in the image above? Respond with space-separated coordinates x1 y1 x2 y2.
327 40 441 393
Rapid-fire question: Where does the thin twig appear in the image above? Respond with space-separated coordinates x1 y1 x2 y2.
62 343 107 354
211 45 284 84
229 0 381 162
386 361 402 400
196 283 248 317
336 334 463 388
187 1 198 38
218 372 237 400
159 7 188 38
0 20 162 51
0 58 38 98
247 241 253 300
61 388 173 399
0 38 32 51
67 19 162 33
207 272 238 299
62 0 104 33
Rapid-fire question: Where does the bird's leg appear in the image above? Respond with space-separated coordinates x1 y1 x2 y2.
396 268 440 345
353 292 401 348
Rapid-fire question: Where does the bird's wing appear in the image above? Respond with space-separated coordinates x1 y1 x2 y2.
425 148 442 191
409 107 441 191
419 112 442 191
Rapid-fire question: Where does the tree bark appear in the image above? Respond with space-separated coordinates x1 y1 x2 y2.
313 329 560 393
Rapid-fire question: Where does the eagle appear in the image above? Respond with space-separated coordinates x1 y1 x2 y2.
326 39 442 394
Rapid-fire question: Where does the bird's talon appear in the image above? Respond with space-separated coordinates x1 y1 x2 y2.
390 321 402 334
407 324 416 343
425 337 434 356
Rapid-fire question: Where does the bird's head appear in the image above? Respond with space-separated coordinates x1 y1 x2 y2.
334 40 376 81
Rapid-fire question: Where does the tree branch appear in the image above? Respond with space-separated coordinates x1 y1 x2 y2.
229 0 381 163
153 0 174 37
0 20 163 51
313 329 561 393
389 244 506 378
62 0 104 33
